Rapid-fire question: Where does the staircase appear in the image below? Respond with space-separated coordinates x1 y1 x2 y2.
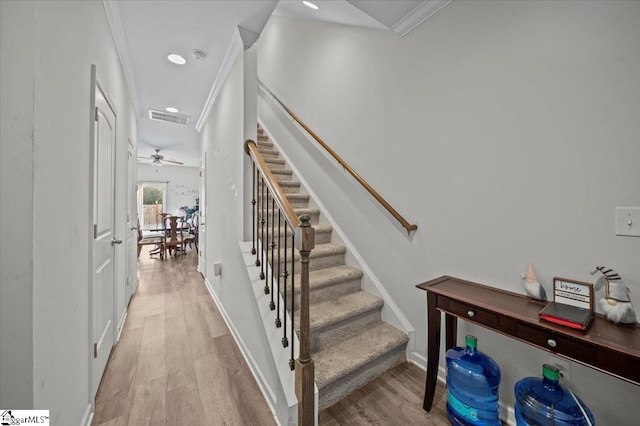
256 125 409 409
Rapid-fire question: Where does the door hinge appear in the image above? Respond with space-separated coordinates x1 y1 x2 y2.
95 107 99 122
94 224 97 239
93 343 98 358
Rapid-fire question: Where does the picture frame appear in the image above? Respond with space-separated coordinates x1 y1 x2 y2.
553 277 594 311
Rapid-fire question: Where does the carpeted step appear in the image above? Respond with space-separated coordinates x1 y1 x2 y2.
279 243 346 273
257 140 274 150
301 291 383 353
271 168 293 181
314 323 409 409
265 157 285 169
285 265 363 309
294 207 320 224
259 192 309 209
264 223 332 247
278 180 301 194
259 148 280 158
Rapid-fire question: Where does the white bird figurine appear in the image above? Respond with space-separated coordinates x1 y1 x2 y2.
523 263 547 301
590 266 637 324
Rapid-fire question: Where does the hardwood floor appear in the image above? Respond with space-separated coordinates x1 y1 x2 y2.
94 246 450 425
92 247 275 426
319 362 450 425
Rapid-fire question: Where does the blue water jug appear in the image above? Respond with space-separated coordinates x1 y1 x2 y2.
515 364 595 425
446 335 501 426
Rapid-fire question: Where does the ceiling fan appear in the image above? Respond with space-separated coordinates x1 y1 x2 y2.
138 149 183 167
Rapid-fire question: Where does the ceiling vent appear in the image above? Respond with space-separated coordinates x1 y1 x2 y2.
148 109 190 125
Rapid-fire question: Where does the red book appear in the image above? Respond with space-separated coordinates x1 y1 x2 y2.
539 301 594 331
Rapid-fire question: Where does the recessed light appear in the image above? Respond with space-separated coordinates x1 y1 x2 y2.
165 107 179 113
303 1 319 10
167 53 186 65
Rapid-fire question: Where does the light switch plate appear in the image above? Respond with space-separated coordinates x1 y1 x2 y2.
615 207 640 237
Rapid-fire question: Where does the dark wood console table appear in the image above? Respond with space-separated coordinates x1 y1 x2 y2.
416 275 640 411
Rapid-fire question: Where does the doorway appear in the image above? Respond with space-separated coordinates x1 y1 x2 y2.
138 182 167 230
89 67 118 400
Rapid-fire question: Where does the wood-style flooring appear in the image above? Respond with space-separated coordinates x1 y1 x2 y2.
319 362 449 425
92 247 275 426
93 246 450 425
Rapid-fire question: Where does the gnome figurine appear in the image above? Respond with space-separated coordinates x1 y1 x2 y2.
523 263 547 301
590 266 637 324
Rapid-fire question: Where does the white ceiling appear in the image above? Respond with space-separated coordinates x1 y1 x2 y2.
105 0 449 168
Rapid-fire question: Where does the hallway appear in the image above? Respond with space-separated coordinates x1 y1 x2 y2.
92 248 275 426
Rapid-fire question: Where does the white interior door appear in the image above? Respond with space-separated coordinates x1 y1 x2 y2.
91 71 118 399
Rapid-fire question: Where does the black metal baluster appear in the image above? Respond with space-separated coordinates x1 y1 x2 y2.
256 176 262 267
269 197 276 311
251 163 256 256
260 178 266 282
282 224 289 347
290 231 295 370
275 211 282 327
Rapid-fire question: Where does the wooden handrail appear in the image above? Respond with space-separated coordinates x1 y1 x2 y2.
245 139 300 229
258 79 418 236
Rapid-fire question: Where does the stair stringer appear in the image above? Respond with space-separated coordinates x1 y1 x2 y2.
257 117 417 357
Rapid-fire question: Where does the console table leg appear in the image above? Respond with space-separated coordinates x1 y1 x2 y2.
423 292 440 412
445 313 457 350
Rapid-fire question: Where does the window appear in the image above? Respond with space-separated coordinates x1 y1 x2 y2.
137 182 167 229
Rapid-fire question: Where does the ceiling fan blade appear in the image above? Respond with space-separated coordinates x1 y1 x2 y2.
162 159 184 165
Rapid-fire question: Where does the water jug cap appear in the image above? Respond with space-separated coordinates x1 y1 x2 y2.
465 335 477 349
542 364 560 381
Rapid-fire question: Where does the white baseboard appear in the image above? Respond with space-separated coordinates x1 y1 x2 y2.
116 310 127 342
203 276 280 425
408 351 427 370
80 404 93 426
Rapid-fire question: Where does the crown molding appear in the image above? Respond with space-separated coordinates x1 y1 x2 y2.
391 0 452 37
238 25 260 49
195 28 243 132
102 0 142 119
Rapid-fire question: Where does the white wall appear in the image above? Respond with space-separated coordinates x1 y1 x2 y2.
1 1 137 424
257 1 640 423
0 0 36 408
137 164 199 217
199 43 289 424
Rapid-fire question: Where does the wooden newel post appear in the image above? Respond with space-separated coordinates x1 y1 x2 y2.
296 215 314 425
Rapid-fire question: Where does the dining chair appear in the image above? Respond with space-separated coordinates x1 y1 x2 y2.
163 215 187 257
136 216 165 258
184 214 197 252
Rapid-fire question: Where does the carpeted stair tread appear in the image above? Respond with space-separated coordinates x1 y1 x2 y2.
294 207 320 217
270 168 292 176
285 193 309 202
260 192 308 202
280 243 346 262
295 265 363 293
278 180 300 190
308 291 383 331
259 148 280 157
265 223 332 243
265 157 285 166
266 223 331 237
314 323 409 389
